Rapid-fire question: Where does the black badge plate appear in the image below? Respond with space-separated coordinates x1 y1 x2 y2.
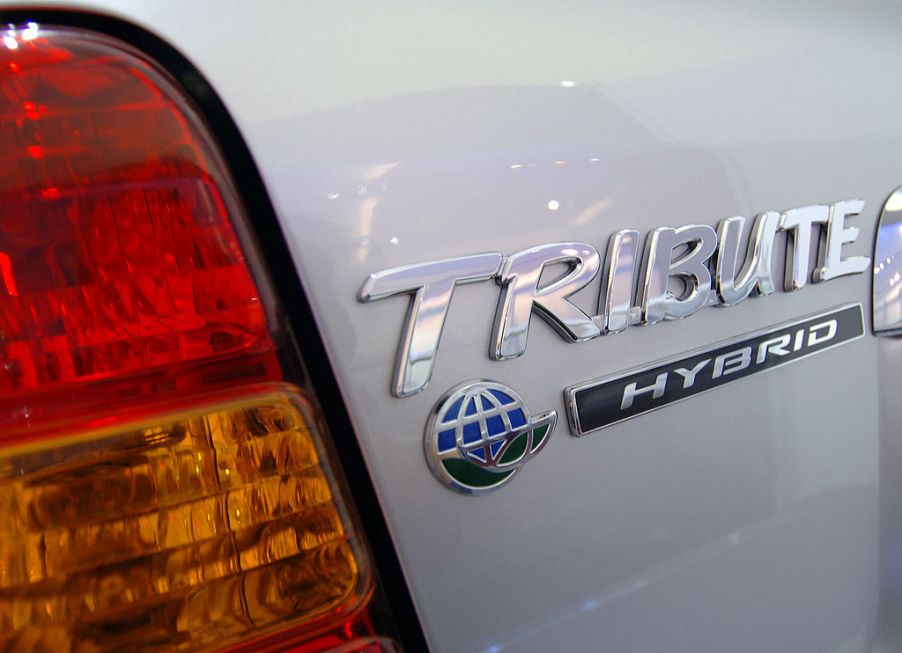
565 304 865 435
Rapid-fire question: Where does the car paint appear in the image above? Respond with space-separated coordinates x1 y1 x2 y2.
10 1 902 651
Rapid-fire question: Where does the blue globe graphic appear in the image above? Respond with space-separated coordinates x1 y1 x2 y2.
434 385 529 466
426 380 556 494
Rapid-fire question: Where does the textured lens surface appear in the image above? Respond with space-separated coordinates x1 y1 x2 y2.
0 390 364 652
0 26 271 401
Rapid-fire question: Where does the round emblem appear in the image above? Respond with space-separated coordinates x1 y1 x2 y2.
424 380 556 495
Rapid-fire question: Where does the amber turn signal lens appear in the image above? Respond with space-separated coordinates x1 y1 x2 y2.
0 387 368 652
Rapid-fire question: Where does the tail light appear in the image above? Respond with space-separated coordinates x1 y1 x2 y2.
0 23 397 652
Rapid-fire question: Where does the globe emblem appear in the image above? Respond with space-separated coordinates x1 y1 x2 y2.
425 381 556 494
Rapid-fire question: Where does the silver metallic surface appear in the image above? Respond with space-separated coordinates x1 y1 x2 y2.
813 200 870 283
640 224 717 324
780 205 830 291
39 1 898 650
873 188 902 334
713 212 781 305
491 242 600 360
359 252 502 397
599 229 640 333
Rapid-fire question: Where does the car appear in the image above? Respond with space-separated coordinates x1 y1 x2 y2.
0 2 899 652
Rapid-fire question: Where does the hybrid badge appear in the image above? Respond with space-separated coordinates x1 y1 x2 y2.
425 381 556 494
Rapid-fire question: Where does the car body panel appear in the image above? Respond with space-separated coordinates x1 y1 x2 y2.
11 1 902 650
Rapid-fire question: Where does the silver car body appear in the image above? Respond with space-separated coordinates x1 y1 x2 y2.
13 1 902 651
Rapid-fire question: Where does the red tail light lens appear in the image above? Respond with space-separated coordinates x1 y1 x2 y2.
0 23 271 404
0 23 398 652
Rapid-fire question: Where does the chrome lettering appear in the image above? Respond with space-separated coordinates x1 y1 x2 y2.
780 205 830 290
640 224 717 324
598 229 640 334
813 200 870 282
713 347 752 378
621 373 668 410
807 319 837 346
713 212 781 305
756 334 791 363
673 359 710 389
491 242 600 360
359 252 503 397
361 197 874 397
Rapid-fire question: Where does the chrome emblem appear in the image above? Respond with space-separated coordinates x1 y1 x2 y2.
425 381 556 495
874 186 902 335
361 200 871 397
